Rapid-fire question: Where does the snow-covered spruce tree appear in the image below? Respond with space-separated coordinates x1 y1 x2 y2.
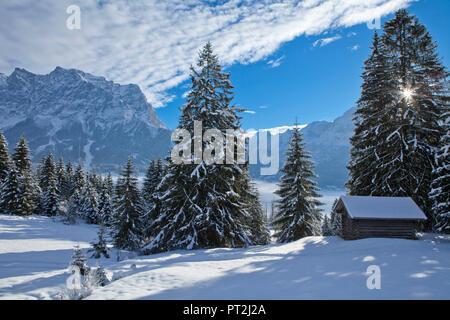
242 173 271 245
346 31 397 196
0 165 21 215
16 172 37 216
142 159 158 206
110 157 145 251
144 43 255 253
39 152 57 194
430 97 449 233
89 222 110 259
321 215 333 236
80 182 99 224
11 135 36 216
0 129 10 182
97 184 113 228
104 172 114 196
272 123 322 242
66 189 83 224
42 172 60 216
74 162 85 193
329 199 342 236
141 157 165 239
347 10 448 228
58 159 76 201
70 245 90 276
12 135 32 177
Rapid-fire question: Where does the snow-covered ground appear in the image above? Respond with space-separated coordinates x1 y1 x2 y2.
0 214 449 300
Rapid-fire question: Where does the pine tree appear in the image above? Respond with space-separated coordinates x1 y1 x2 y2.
272 123 323 242
0 165 21 215
104 172 114 196
145 43 254 253
97 184 113 227
321 215 333 236
80 182 99 224
12 135 32 177
347 10 448 229
74 162 85 193
243 176 271 245
70 245 90 276
43 173 60 216
58 160 75 201
39 153 56 193
141 158 165 239
10 135 36 216
329 199 342 236
110 157 145 251
0 129 10 182
430 97 450 233
346 31 396 196
88 223 110 259
66 190 83 224
16 172 37 216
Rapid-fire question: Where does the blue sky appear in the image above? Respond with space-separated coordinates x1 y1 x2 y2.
159 0 450 129
0 0 448 130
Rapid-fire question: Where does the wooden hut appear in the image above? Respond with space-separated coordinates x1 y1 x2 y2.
333 196 427 240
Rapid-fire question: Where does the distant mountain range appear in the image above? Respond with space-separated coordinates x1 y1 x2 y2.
0 67 354 188
0 67 172 172
249 108 355 189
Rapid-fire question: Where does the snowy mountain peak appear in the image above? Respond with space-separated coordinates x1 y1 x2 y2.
0 67 171 172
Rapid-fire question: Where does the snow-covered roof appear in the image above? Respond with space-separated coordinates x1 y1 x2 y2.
336 196 427 220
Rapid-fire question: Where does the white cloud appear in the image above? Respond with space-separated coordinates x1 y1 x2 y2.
313 35 342 47
243 110 256 114
267 55 285 68
0 0 414 108
259 105 269 109
350 45 360 51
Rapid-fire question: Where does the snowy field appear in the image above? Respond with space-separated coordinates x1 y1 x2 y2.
0 214 449 300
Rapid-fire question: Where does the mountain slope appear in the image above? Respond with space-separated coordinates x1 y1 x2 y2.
249 108 355 189
0 67 172 171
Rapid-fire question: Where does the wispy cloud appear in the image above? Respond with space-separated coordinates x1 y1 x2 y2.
243 110 256 114
267 55 285 68
350 45 360 51
0 0 414 108
313 35 342 48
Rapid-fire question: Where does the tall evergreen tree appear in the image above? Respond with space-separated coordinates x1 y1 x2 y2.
98 184 113 227
321 215 333 236
347 10 448 228
0 129 10 182
272 123 322 242
88 222 110 259
346 31 396 195
329 199 342 236
0 165 21 215
430 97 449 233
74 162 85 193
110 157 145 251
145 43 255 253
12 135 32 176
39 153 56 193
43 173 60 216
80 182 99 224
10 135 36 216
